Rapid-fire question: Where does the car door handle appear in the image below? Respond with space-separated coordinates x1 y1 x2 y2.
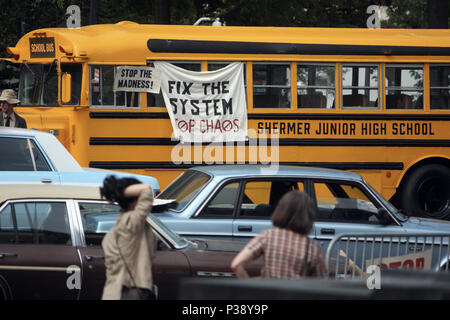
0 252 18 259
85 255 104 261
41 178 53 184
321 228 335 235
238 225 253 232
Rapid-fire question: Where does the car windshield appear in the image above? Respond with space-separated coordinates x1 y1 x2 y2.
157 170 211 212
364 182 408 221
147 213 188 249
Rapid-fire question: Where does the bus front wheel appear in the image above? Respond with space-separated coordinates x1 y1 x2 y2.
401 164 450 220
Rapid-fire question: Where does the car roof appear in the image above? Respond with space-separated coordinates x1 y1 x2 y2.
189 165 364 181
0 184 102 203
0 127 62 143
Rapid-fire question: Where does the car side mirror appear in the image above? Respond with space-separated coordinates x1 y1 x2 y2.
377 208 392 225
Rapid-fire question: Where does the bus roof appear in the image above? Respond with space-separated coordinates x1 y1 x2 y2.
8 21 450 63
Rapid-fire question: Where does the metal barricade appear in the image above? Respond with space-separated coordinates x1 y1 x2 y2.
325 233 450 279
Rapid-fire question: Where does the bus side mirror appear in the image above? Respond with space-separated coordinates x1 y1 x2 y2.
61 72 72 104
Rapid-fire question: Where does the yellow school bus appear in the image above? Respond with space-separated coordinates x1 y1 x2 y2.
4 21 450 219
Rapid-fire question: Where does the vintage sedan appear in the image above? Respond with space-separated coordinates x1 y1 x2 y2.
0 127 160 194
0 184 259 300
154 165 450 249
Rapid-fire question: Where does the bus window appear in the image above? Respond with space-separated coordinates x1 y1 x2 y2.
253 63 291 108
60 64 82 105
19 62 58 106
147 61 165 108
90 65 139 109
172 62 201 71
208 62 231 71
385 64 423 110
430 64 450 110
342 64 379 109
297 64 335 109
208 62 247 81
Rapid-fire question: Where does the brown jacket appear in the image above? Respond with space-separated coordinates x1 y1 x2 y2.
101 188 156 300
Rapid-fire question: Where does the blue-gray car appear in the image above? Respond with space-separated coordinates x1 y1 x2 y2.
155 165 450 249
0 127 160 193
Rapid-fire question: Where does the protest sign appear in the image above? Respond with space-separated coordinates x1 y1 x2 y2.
154 61 248 143
366 249 432 271
114 66 161 94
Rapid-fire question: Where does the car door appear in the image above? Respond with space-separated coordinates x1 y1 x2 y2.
0 136 60 185
74 200 191 300
0 200 80 299
73 200 114 300
310 179 405 252
232 179 313 241
185 181 241 240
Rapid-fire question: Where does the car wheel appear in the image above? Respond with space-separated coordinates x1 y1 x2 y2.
401 164 450 219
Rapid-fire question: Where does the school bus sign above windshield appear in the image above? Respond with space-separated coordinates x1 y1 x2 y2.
29 37 55 58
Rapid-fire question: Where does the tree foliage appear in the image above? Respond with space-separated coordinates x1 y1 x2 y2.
0 0 448 90
1 0 448 56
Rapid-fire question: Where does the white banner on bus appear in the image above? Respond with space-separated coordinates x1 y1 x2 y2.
114 66 161 94
154 61 248 143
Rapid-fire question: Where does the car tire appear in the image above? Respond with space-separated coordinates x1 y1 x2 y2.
401 164 450 219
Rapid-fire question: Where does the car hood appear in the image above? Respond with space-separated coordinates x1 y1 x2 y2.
403 217 450 233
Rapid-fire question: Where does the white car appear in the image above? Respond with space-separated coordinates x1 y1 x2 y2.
0 127 160 193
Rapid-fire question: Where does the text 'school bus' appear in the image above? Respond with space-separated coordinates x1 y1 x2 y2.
3 22 450 219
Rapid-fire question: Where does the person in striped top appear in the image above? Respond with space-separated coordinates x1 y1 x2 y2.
231 190 327 279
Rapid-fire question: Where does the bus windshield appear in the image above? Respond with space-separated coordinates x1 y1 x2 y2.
19 63 82 106
19 62 58 106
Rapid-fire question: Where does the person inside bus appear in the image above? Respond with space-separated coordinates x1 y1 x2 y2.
231 190 327 279
0 89 27 128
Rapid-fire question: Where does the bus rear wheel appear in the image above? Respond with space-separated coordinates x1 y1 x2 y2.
401 164 450 220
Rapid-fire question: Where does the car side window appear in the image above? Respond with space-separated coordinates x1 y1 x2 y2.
0 137 34 171
198 182 240 218
313 181 380 223
29 139 52 171
78 202 121 246
0 137 51 171
0 201 72 245
239 180 305 219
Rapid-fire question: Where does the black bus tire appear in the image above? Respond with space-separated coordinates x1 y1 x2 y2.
401 164 450 219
